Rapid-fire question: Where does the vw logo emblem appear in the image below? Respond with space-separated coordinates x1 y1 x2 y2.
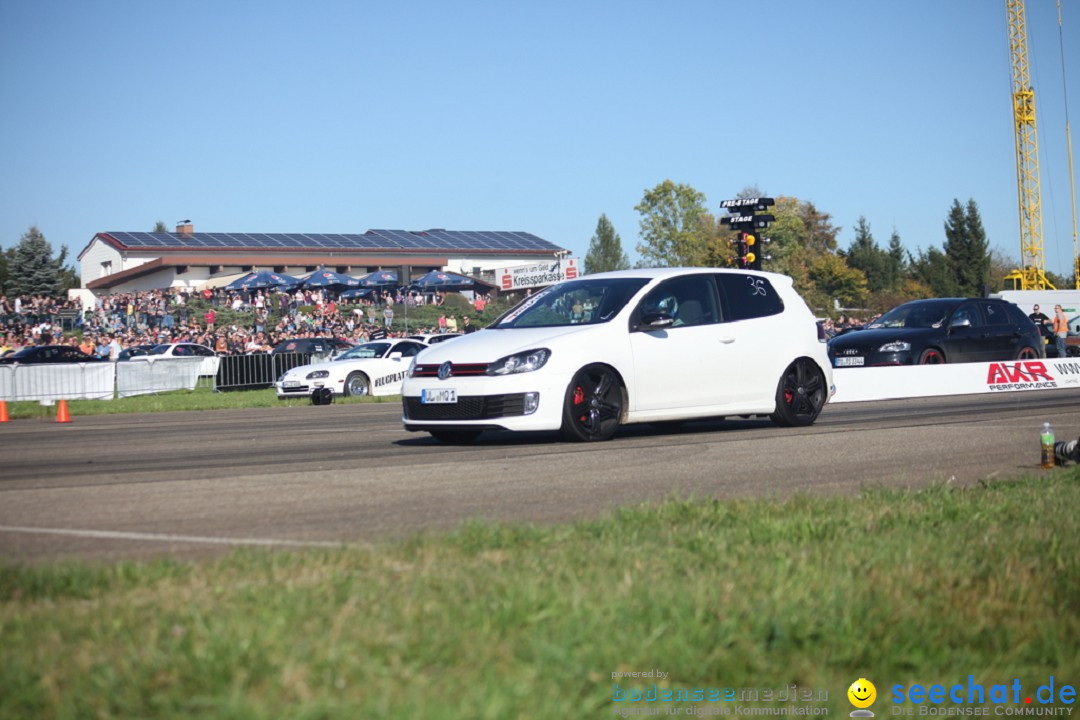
438 361 453 380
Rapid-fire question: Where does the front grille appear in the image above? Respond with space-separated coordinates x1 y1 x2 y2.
279 384 311 393
404 393 528 420
412 363 489 377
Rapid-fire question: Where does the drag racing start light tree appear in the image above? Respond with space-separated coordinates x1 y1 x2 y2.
720 198 774 270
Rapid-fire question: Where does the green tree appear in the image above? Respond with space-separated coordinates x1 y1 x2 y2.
153 220 168 233
9 226 62 297
886 229 907 291
943 198 990 297
909 246 957 297
0 246 12 295
844 216 891 292
808 252 868 309
56 245 80 293
584 214 630 275
634 180 709 267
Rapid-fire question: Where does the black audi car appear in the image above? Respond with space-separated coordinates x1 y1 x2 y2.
827 298 1044 367
0 345 105 364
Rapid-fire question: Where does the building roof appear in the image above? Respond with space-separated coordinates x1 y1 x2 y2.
79 228 564 260
82 254 454 290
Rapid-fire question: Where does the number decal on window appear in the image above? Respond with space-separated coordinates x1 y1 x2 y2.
749 277 767 297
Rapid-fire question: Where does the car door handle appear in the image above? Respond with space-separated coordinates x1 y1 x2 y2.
718 336 736 344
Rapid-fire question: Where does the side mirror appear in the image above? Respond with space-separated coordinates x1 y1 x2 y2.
950 318 971 329
389 351 403 360
635 312 675 332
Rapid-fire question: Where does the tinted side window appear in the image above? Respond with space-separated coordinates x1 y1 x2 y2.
715 273 784 321
980 301 1010 327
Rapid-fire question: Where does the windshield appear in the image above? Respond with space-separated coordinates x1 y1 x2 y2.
336 342 389 360
493 278 650 329
868 301 953 329
148 345 171 355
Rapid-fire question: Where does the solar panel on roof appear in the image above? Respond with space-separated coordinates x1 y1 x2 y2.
97 228 566 257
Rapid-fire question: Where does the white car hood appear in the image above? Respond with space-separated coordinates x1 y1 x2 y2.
283 357 377 377
415 325 603 364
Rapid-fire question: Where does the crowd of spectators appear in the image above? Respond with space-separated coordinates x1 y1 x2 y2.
0 285 473 359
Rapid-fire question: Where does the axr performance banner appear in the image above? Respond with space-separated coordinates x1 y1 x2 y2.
831 357 1080 403
498 258 579 291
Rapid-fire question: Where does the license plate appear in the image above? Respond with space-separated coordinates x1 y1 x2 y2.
421 388 457 404
283 380 301 388
834 356 865 367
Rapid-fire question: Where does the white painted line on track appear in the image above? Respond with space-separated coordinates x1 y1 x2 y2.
0 525 349 549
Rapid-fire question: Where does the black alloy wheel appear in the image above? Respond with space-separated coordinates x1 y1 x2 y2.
770 358 826 427
918 348 946 364
561 365 623 442
1014 346 1040 360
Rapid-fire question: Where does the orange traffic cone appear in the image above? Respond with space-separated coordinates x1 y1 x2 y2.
56 399 71 423
0 401 8 423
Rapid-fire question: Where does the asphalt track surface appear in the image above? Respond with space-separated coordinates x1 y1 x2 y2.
2 389 1078 563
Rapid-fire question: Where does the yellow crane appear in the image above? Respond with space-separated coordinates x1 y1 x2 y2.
1059 0 1080 289
1003 0 1055 290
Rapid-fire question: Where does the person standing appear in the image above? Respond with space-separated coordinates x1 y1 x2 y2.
1029 304 1049 327
1052 304 1069 358
462 315 477 333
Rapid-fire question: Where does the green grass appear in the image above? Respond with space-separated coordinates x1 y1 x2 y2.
2 471 1078 719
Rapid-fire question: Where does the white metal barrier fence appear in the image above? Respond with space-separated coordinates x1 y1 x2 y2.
0 358 203 402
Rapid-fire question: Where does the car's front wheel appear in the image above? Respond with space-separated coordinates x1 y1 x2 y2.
770 358 826 427
560 364 623 442
918 348 946 364
344 372 370 397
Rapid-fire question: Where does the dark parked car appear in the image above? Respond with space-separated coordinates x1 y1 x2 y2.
0 345 105 364
827 298 1044 367
270 337 354 357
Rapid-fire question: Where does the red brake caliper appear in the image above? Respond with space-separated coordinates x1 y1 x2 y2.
573 386 586 422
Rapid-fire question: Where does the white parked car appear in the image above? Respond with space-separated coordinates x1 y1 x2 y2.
130 343 221 377
275 339 427 399
401 268 834 443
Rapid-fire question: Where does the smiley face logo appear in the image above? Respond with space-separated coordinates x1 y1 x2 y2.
848 678 877 709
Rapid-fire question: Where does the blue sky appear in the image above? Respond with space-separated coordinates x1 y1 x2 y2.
2 0 1078 277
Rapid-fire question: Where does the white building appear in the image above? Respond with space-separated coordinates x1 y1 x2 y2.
77 222 568 296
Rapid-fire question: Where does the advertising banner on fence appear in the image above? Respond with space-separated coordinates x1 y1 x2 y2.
497 258 579 291
831 357 1080 403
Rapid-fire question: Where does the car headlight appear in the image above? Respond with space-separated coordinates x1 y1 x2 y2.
406 357 417 378
878 341 911 353
306 370 330 379
487 348 551 376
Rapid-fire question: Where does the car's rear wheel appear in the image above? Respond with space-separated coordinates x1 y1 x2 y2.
770 358 826 427
561 364 623 442
429 429 482 444
918 348 946 364
344 372 370 397
1015 345 1040 360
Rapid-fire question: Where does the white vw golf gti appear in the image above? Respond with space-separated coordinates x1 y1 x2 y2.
401 268 834 443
